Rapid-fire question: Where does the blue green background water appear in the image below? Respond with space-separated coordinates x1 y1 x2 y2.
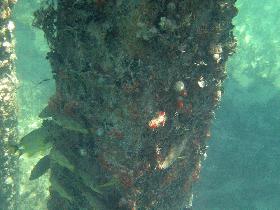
194 1 280 209
13 0 280 209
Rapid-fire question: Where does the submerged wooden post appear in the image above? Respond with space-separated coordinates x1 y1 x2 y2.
33 0 237 209
0 0 18 209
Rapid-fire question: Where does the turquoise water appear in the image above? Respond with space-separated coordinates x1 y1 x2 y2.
194 1 280 209
10 0 280 209
14 1 54 210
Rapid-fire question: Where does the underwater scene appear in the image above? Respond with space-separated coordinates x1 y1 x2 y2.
0 0 279 210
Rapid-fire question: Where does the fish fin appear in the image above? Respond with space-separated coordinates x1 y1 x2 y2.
29 155 51 180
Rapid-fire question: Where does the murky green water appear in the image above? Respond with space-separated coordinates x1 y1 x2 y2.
194 1 280 209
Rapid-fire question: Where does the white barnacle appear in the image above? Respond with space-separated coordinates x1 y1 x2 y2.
5 176 13 185
213 53 221 63
2 41 12 53
10 53 17 60
215 90 222 101
197 76 206 88
2 41 11 48
7 21 15 31
174 81 185 92
209 43 223 63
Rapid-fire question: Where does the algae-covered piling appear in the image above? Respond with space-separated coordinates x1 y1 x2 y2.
0 0 19 209
32 1 237 209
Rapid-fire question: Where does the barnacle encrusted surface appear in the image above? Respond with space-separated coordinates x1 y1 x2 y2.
34 0 237 209
0 0 18 209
